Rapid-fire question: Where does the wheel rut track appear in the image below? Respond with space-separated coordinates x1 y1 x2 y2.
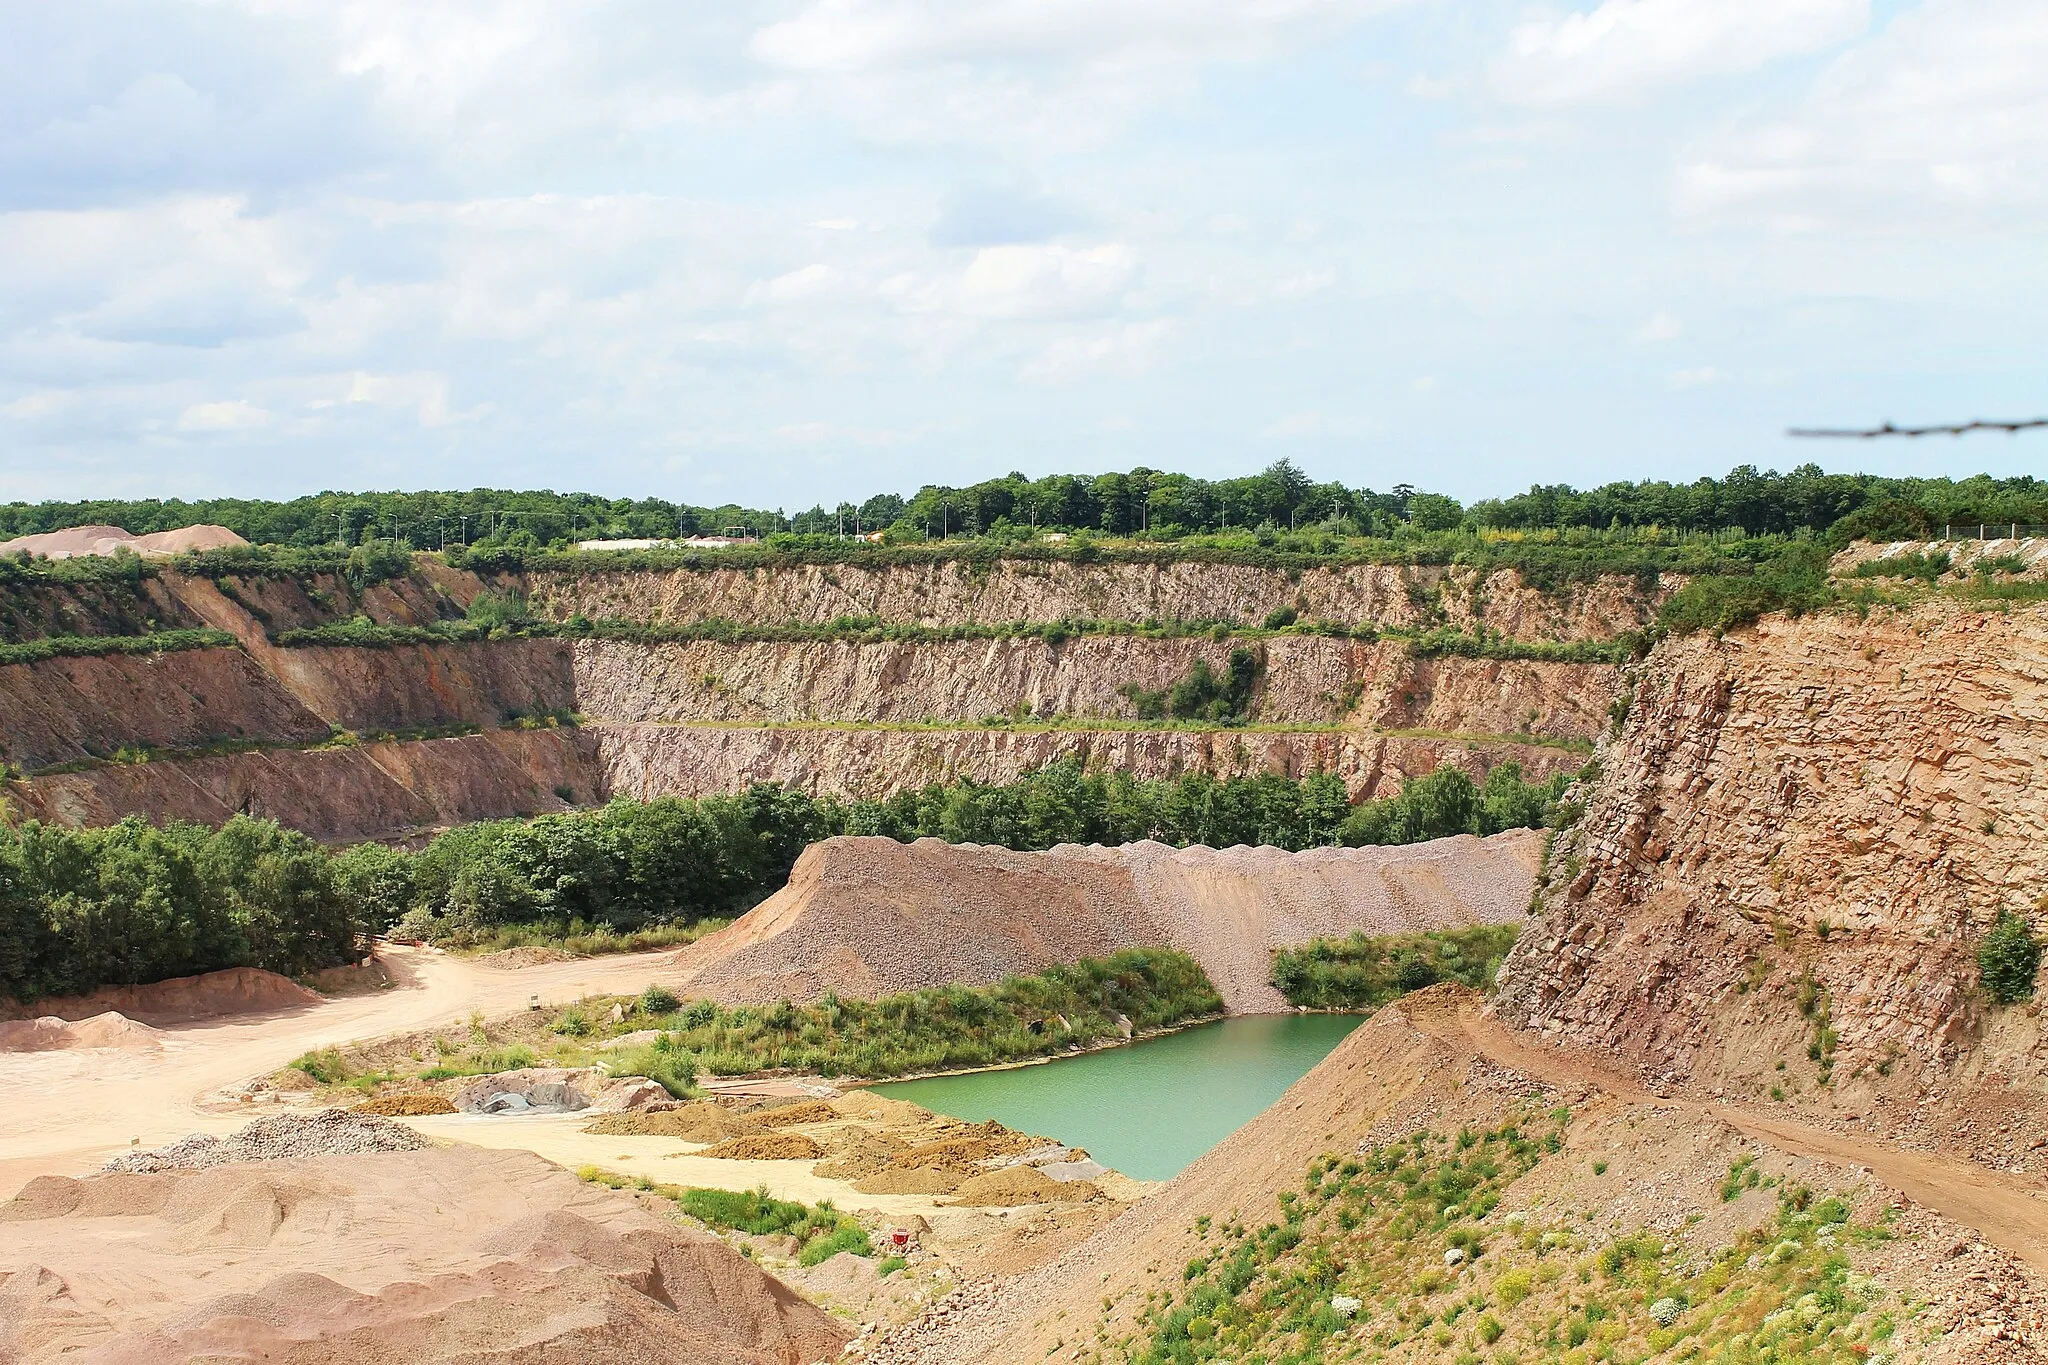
1411 995 2048 1274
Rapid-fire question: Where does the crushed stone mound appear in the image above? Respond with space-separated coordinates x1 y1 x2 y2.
753 1099 838 1127
949 1166 1098 1206
0 1144 850 1364
447 1066 602 1114
0 522 247 560
585 1103 763 1142
354 1092 458 1117
103 1109 428 1173
668 831 1540 1012
695 1133 826 1161
472 945 583 969
0 1011 161 1053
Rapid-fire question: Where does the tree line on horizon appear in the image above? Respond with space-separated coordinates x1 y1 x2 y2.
2 462 2041 553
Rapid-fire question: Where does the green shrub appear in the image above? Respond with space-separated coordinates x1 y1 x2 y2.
640 985 681 1015
608 1039 697 1097
1979 911 2042 1004
1271 925 1520 1009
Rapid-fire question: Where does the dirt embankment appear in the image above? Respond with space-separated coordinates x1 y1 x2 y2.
1 966 320 1026
524 560 1660 642
593 720 1584 805
571 635 1617 739
1494 598 2048 1168
874 990 2046 1364
0 1143 850 1364
671 831 1541 1013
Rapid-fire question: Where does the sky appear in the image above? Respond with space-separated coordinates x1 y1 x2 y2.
2 0 2044 510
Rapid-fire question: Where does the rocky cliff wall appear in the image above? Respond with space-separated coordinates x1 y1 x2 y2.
1494 600 2048 1155
0 648 329 770
590 721 1584 803
568 636 1616 739
12 728 593 843
523 560 1659 640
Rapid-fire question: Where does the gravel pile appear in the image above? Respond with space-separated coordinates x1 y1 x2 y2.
103 1109 428 1173
669 831 1539 1013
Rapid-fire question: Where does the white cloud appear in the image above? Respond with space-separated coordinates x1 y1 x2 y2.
346 371 473 427
1492 0 1867 105
1633 309 1682 343
752 0 1407 73
1020 319 1172 383
1675 0 2048 228
915 243 1137 320
177 399 271 430
1666 366 1719 388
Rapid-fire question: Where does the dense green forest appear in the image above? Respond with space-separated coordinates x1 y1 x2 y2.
3 461 2041 552
0 759 1573 1000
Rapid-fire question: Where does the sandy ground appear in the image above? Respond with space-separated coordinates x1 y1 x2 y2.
0 1143 849 1364
398 1111 1097 1245
0 944 685 1198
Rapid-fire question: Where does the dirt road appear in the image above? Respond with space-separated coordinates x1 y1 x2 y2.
1414 996 2048 1275
0 945 680 1198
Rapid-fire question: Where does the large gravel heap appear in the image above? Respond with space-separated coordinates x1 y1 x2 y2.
102 1108 428 1173
669 830 1542 1013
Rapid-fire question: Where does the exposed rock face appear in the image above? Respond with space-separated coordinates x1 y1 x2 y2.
569 636 1616 739
591 721 1585 803
1494 601 2048 1139
0 649 330 771
13 729 593 842
1 559 1629 839
526 561 1661 641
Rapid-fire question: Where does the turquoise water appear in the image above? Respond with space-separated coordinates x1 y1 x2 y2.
870 1014 1363 1181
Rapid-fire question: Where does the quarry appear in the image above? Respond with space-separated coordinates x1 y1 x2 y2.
4 530 2048 1363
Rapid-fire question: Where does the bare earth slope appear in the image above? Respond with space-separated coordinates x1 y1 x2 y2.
0 1144 849 1364
671 830 1542 1012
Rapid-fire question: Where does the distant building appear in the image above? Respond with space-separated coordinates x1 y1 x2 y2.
572 535 750 551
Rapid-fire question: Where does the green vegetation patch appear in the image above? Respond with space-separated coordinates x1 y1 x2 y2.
0 627 239 668
1270 925 1520 1010
0 815 361 1004
1120 1114 1911 1365
589 948 1220 1080
1979 910 2043 1005
578 1170 872 1264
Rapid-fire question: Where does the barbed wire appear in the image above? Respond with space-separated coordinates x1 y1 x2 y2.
1788 417 2047 439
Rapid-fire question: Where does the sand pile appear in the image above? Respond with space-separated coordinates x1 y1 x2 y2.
0 1144 850 1364
697 1133 826 1161
102 1109 428 1173
2 965 321 1026
354 1092 458 1117
815 1127 911 1181
755 1099 838 1127
0 1011 160 1053
0 522 247 559
585 1103 762 1142
949 1166 1096 1207
668 831 1541 1012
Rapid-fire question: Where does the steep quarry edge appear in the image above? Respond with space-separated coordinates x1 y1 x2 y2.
1494 597 2048 1169
671 830 1541 1014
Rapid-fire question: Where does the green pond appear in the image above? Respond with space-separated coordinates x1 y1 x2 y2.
869 1014 1364 1182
